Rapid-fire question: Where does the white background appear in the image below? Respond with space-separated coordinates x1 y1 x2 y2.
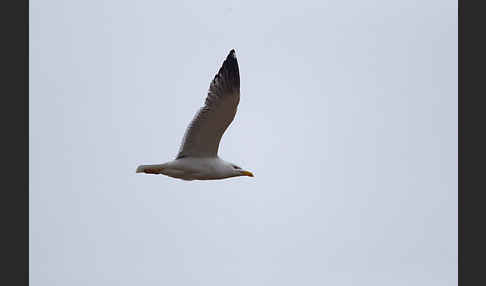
30 1 457 285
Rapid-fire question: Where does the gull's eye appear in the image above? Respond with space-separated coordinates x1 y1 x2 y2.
232 165 241 170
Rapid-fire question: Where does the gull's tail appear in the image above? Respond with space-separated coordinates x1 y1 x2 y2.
136 164 165 174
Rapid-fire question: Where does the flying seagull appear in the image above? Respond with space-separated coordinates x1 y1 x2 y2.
136 49 254 181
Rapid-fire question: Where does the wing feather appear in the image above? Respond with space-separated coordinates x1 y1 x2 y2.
176 50 240 159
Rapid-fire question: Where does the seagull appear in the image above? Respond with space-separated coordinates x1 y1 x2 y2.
136 49 254 181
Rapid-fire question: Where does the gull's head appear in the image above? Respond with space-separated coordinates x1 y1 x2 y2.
229 163 254 178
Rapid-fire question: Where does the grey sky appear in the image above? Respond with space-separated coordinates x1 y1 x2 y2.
30 0 457 285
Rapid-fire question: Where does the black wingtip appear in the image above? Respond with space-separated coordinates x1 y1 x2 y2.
206 49 239 97
222 49 238 72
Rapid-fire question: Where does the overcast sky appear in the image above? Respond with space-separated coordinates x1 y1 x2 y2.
30 1 457 285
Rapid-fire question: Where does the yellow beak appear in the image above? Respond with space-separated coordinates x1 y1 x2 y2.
241 170 254 177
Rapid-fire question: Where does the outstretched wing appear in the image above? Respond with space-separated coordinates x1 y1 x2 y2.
176 49 240 159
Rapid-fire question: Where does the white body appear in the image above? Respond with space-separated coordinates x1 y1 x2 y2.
136 157 252 181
